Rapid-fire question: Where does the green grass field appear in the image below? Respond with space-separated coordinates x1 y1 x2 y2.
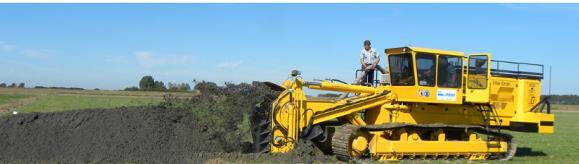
0 94 31 105
0 88 196 113
16 95 162 112
505 111 578 163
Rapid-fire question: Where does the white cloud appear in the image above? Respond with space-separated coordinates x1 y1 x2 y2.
0 41 16 51
0 41 51 58
216 60 243 69
135 51 164 68
134 51 192 68
21 48 51 57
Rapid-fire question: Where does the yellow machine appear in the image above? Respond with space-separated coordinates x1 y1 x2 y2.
250 47 554 161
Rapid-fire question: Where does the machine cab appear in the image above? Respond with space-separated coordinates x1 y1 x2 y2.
385 47 465 104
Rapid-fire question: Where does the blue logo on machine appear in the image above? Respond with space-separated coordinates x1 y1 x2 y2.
436 89 457 101
418 90 430 97
437 92 455 97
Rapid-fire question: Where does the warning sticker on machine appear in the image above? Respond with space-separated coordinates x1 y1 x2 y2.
436 89 457 101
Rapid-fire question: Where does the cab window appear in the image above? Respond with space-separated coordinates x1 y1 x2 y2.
468 55 488 89
438 56 462 88
388 54 414 86
416 53 436 87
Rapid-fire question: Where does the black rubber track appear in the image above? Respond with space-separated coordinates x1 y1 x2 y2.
331 125 358 161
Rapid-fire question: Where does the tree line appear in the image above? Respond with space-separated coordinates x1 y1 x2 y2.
124 75 191 92
4 77 579 104
543 95 579 105
0 82 25 88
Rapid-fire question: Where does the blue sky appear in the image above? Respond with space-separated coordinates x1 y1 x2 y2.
0 4 577 94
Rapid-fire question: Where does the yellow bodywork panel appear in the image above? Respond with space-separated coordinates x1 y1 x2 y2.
371 139 507 155
386 47 463 57
388 86 464 104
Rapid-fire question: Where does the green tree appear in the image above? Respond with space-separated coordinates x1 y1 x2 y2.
167 82 178 91
167 82 191 92
9 83 16 88
543 95 579 105
194 81 218 92
0 83 6 88
139 75 155 90
18 82 25 88
178 83 191 91
153 81 166 91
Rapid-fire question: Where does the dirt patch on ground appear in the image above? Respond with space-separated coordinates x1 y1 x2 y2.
0 97 38 114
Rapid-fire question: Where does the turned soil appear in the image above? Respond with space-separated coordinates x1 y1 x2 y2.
0 82 332 163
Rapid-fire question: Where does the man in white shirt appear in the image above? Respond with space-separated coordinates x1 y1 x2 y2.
356 40 387 85
338 40 388 100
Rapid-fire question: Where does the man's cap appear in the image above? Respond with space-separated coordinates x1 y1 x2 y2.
364 40 371 45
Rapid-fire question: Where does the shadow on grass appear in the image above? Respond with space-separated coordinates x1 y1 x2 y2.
516 147 547 157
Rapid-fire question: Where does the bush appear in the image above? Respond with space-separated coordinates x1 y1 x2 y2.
168 83 191 92
193 81 218 93
124 86 139 91
160 81 279 152
0 83 6 88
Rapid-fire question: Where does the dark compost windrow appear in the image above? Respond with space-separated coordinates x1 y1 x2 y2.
0 82 331 163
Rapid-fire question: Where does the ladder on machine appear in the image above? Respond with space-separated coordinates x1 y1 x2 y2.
479 104 502 132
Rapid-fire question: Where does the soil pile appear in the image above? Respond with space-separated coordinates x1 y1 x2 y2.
0 107 222 163
0 82 333 163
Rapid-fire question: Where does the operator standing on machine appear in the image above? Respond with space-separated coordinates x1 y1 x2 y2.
356 40 387 85
339 40 389 100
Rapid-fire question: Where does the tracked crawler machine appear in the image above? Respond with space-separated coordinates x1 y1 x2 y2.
250 47 554 161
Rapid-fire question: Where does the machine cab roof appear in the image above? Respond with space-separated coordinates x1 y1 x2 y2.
384 47 466 104
386 47 464 57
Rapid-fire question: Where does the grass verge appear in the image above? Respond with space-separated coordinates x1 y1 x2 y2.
16 95 161 113
503 111 578 163
0 94 31 105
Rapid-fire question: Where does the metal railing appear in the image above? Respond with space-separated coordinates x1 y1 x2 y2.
490 60 544 79
355 69 383 87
